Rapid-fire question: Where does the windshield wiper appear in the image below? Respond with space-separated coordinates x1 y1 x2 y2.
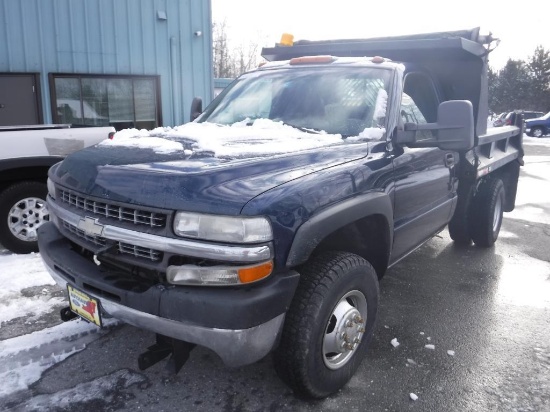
279 121 321 134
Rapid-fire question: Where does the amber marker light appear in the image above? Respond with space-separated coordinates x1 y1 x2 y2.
238 261 274 284
279 33 294 46
290 55 336 65
371 56 386 64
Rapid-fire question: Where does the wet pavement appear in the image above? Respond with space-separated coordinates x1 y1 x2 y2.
1 140 549 412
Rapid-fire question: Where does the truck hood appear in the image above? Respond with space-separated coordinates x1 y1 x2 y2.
52 129 370 215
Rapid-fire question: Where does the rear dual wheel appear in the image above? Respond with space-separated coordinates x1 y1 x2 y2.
274 251 379 399
470 178 505 247
449 177 505 248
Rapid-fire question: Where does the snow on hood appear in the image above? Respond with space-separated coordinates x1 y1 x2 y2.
99 119 385 157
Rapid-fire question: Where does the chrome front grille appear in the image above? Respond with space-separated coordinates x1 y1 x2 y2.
64 221 106 247
62 221 163 262
59 190 166 228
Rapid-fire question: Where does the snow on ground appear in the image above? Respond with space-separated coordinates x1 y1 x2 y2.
18 369 146 411
0 249 119 398
0 319 116 397
0 133 548 403
0 252 63 325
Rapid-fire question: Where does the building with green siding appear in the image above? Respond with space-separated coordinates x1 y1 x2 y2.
0 0 213 129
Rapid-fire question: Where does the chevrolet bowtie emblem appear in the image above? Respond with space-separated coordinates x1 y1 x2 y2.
77 217 104 237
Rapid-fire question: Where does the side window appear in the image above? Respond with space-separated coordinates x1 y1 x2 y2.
400 93 434 141
401 72 439 142
403 72 439 123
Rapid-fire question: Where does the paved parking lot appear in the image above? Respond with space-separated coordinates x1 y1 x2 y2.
1 139 549 412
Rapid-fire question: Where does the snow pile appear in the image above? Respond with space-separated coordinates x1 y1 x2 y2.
391 338 400 347
104 127 184 154
410 393 419 401
101 119 346 157
347 127 385 141
373 89 388 120
0 252 64 326
425 344 435 350
447 350 456 356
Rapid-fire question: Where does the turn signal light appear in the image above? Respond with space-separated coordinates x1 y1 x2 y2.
238 261 273 283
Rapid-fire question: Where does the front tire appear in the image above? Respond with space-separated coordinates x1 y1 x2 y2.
274 252 379 399
470 178 504 247
0 182 49 254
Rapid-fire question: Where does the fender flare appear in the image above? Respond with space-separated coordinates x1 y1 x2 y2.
286 191 393 267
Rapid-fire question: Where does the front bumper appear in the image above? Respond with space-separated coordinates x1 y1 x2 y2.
37 222 300 367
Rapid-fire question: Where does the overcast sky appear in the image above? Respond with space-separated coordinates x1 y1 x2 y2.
211 0 549 71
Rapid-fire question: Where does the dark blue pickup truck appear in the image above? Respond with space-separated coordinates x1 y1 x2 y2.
38 28 523 399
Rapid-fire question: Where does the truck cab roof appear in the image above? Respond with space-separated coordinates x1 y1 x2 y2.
261 28 497 137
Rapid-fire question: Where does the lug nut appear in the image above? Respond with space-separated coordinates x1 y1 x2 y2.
345 320 353 328
354 315 364 324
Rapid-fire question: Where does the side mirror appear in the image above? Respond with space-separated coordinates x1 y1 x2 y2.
437 100 474 151
394 100 474 151
190 97 203 121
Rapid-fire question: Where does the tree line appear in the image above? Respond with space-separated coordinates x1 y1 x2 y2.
212 21 262 79
489 46 550 115
213 24 550 116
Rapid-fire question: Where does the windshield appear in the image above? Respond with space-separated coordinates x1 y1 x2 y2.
200 67 392 138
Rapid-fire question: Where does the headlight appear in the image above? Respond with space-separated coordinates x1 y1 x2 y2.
167 261 273 286
47 178 56 200
173 212 272 243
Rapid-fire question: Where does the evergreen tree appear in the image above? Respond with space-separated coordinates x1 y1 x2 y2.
490 59 532 114
527 46 550 111
488 66 500 115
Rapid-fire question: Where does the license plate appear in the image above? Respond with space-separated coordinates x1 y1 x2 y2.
67 285 102 327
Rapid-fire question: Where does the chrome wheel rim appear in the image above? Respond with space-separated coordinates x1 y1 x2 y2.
533 128 543 138
322 290 367 370
8 197 49 242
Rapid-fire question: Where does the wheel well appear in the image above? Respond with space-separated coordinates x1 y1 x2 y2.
312 214 390 279
0 166 50 192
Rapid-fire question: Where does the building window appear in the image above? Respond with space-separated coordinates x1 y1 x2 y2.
50 74 161 131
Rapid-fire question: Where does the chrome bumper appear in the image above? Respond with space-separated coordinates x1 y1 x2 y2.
44 261 285 367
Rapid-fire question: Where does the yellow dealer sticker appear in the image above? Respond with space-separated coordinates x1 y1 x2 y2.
67 285 102 327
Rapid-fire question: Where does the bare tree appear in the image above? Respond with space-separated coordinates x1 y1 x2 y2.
212 20 264 78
